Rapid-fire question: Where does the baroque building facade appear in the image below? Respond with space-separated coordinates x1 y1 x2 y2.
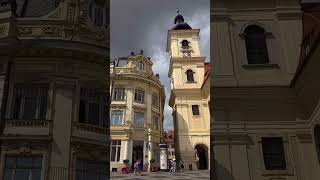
168 12 210 171
110 53 165 172
0 0 109 180
212 0 320 179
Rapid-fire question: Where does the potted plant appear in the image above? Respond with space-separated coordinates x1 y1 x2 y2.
122 159 130 174
149 159 157 172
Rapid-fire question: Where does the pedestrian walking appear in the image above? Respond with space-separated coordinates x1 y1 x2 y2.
134 160 140 175
179 159 184 172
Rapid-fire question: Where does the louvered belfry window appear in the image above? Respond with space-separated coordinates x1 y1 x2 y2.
261 137 287 170
244 25 270 64
186 70 194 82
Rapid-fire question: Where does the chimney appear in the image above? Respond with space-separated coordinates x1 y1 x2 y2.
156 74 160 79
130 52 134 56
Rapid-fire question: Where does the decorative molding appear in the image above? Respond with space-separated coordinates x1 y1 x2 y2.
42 26 61 36
0 25 5 35
18 27 32 36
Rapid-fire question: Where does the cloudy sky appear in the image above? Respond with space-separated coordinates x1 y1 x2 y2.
111 0 210 130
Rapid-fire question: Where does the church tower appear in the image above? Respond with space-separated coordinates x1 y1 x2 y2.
167 10 210 170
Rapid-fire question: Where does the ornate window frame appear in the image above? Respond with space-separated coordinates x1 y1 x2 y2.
0 149 47 180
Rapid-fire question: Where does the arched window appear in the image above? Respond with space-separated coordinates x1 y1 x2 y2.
186 69 194 82
181 40 190 49
137 62 144 70
244 25 269 64
314 125 320 163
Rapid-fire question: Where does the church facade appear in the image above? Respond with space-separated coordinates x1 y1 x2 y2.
168 12 210 171
212 0 320 179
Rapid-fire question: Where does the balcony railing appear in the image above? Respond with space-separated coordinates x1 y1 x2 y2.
48 167 109 180
73 122 107 135
5 119 51 128
111 68 160 82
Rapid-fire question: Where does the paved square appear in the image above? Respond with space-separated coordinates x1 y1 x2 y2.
110 170 210 180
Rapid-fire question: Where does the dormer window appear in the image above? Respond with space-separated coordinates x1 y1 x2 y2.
181 40 190 49
137 62 144 70
88 0 109 28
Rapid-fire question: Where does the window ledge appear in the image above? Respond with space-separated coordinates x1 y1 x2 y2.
261 169 294 176
186 81 197 84
242 64 279 69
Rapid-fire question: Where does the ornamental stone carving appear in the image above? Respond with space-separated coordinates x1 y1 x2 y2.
18 27 32 35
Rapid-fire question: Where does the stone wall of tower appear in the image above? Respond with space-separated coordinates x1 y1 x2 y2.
168 14 210 171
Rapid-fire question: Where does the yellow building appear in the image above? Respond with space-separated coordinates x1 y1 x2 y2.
168 12 210 170
110 52 165 172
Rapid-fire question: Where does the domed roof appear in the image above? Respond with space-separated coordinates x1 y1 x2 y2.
171 10 192 30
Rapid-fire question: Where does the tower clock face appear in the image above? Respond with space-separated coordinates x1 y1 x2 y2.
88 0 109 28
182 51 191 58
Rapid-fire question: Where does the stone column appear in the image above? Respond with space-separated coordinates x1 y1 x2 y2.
49 79 75 180
126 88 133 125
147 128 152 171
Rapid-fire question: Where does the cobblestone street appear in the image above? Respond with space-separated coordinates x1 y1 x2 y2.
110 170 210 180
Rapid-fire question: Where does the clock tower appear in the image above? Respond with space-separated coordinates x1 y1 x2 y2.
167 10 210 170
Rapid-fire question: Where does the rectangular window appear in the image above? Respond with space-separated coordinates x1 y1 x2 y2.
134 112 144 128
4 155 43 180
110 140 121 162
152 94 159 108
111 110 123 125
134 89 145 103
113 88 125 101
192 105 200 116
12 85 48 120
262 137 287 170
79 88 106 127
153 116 159 130
76 159 107 180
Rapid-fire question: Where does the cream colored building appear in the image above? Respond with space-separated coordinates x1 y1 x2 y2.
0 0 109 179
168 12 210 170
212 0 320 179
110 53 165 172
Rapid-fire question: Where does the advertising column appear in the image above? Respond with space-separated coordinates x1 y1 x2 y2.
159 144 168 171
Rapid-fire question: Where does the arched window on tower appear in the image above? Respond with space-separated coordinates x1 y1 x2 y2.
244 25 269 64
314 125 320 163
186 69 194 82
181 40 190 49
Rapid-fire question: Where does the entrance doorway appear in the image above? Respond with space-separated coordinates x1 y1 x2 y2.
132 140 144 170
195 144 208 169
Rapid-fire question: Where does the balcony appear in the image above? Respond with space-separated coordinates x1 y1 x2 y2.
2 120 52 136
112 68 161 83
72 122 108 145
